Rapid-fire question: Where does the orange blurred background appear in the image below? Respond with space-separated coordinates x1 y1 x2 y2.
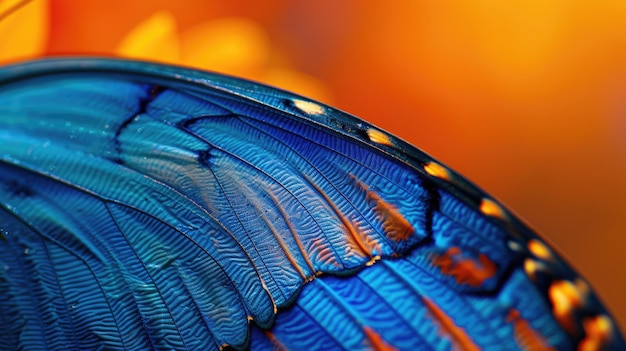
2 0 626 330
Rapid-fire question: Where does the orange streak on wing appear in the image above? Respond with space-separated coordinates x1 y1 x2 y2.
505 309 555 351
422 297 480 351
267 191 316 275
311 236 341 268
579 315 613 351
257 210 308 280
431 247 497 287
351 175 415 242
363 326 398 351
304 175 374 258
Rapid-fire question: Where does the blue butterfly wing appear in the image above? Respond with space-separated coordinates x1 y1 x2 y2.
0 58 622 350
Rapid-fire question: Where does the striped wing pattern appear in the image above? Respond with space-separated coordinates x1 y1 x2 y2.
0 59 622 350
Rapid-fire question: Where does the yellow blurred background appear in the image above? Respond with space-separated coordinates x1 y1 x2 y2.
2 0 625 331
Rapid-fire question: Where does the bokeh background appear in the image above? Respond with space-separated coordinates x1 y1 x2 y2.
2 0 625 331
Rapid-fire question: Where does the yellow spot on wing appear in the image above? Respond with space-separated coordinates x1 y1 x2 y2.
528 239 552 260
293 99 325 115
523 258 543 280
423 161 451 180
366 128 393 146
479 198 506 219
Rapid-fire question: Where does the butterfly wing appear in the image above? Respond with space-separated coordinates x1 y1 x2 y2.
0 58 622 350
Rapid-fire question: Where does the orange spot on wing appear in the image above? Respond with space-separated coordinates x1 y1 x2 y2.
523 258 541 281
579 315 614 351
423 161 451 181
549 279 585 334
432 247 497 287
422 297 480 351
506 309 555 351
351 175 415 242
528 239 552 260
479 198 506 219
363 326 398 351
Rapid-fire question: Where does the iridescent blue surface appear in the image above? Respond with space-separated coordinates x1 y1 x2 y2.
0 58 622 350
